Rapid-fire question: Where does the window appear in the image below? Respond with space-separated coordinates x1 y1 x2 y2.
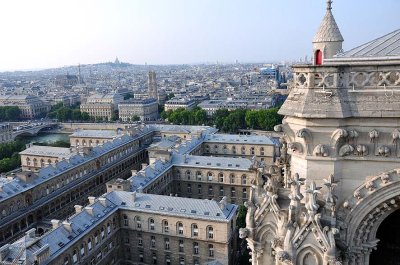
152 253 157 264
250 147 255 155
165 238 170 250
136 216 142 229
149 218 155 231
139 251 144 262
123 215 128 226
232 146 236 154
166 255 171 265
177 222 184 235
219 186 224 196
241 146 246 155
187 184 192 194
242 175 247 185
243 188 247 199
176 170 181 179
193 242 199 254
209 244 214 257
231 187 236 197
138 237 143 247
207 172 213 181
194 258 200 265
196 171 202 181
230 174 235 184
186 170 191 180
207 226 214 239
101 227 105 239
179 257 185 265
260 147 265 156
72 250 78 263
88 239 92 251
151 236 156 248
163 220 169 233
192 224 199 237
107 223 111 234
179 240 184 252
64 257 69 265
208 185 213 195
197 184 202 194
80 244 85 257
94 232 99 245
218 173 224 182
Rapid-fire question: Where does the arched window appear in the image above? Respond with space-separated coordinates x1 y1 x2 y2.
165 238 170 250
207 226 214 239
192 224 199 237
176 170 181 179
218 173 224 183
149 218 155 231
241 175 247 185
193 242 199 254
72 250 78 263
101 227 105 239
80 244 85 257
230 174 235 183
177 222 184 235
94 232 99 245
207 172 213 181
107 223 111 234
315 49 323 65
163 220 169 233
88 238 92 251
186 170 191 180
135 216 142 229
196 171 202 181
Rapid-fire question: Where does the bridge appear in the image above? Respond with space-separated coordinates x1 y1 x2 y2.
12 122 58 139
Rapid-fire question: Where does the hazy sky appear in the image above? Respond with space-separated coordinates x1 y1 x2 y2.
0 0 398 71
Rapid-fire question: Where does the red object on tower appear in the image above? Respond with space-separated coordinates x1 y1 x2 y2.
315 50 323 65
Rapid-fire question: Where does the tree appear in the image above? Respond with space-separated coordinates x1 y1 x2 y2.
71 109 82 121
81 112 90 121
131 115 140 121
245 111 259 129
236 205 247 228
123 93 134 100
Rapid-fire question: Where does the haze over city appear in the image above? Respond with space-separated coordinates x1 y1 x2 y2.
0 0 398 71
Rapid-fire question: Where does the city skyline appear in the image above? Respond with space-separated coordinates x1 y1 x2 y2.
0 0 398 71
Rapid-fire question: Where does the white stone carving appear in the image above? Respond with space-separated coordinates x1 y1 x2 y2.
313 144 329 157
377 145 390 157
339 144 354 157
355 144 368 156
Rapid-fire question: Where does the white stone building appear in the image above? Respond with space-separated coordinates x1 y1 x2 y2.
118 98 159 122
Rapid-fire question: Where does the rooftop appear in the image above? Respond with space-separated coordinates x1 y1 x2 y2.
313 0 343 43
204 133 274 145
172 154 253 171
19 146 73 158
70 130 119 139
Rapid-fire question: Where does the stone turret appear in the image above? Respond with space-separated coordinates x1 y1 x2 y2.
312 0 343 65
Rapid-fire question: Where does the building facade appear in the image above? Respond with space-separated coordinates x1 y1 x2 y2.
118 98 159 122
0 95 50 119
69 130 120 148
0 123 12 144
80 93 123 120
0 191 238 265
241 2 400 265
164 98 196 112
148 71 158 100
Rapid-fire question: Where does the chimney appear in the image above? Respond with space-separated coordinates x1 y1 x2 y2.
51 219 61 229
132 192 137 202
141 163 148 170
85 206 94 216
131 169 137 176
25 228 36 238
98 197 107 207
62 221 72 232
88 196 96 204
74 205 83 214
33 244 50 264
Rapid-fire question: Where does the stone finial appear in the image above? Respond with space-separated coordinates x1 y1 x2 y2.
327 0 332 10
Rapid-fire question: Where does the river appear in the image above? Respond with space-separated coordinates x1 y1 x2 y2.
16 132 70 144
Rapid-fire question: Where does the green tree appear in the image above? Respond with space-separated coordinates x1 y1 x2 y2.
236 205 247 228
81 112 90 121
131 115 140 121
71 109 82 121
245 110 259 129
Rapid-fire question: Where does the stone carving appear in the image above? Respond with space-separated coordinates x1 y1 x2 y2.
323 174 339 216
355 144 368 156
296 128 312 141
276 251 292 263
347 129 359 139
274 124 283 132
365 181 375 192
392 129 400 144
380 174 391 184
331 129 348 145
369 129 379 142
239 228 250 239
288 142 303 154
339 144 354 157
377 145 390 157
313 144 329 157
306 182 322 218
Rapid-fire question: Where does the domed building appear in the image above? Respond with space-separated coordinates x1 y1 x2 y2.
241 1 400 265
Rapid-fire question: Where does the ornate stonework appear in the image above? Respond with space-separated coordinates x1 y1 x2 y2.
242 2 400 265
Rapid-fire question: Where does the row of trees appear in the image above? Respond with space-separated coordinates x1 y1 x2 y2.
48 103 90 122
0 141 25 173
161 107 282 133
0 106 21 121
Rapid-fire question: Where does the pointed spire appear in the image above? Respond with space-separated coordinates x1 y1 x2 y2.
313 0 343 43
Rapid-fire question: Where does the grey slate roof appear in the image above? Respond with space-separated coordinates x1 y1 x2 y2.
313 5 343 43
204 133 274 145
334 29 400 58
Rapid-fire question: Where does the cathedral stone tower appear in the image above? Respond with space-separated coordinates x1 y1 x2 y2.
148 71 158 100
312 0 343 65
241 1 400 265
